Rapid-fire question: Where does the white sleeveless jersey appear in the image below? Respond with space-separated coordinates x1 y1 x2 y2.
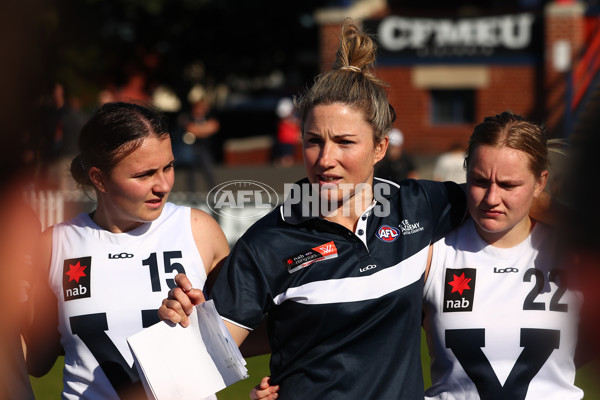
423 219 583 400
49 202 209 399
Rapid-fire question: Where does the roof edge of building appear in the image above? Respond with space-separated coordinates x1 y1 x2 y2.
545 1 585 17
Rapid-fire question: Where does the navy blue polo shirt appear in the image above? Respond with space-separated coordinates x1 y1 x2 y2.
208 178 465 399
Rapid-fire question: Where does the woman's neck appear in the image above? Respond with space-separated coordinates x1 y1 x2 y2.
323 213 361 232
91 207 143 234
322 188 373 232
476 217 534 248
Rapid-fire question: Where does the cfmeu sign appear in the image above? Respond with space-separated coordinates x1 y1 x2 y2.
207 180 279 220
365 13 539 59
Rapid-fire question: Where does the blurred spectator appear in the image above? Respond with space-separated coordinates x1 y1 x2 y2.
433 143 466 184
176 99 220 192
273 98 301 167
35 83 90 190
98 86 117 105
47 93 90 191
114 70 152 103
375 128 418 182
34 82 65 188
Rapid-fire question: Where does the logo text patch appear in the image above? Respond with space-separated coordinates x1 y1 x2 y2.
284 241 338 273
63 256 92 301
443 268 476 312
376 225 400 242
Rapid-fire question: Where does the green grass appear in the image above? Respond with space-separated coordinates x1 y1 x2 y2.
217 354 271 399
29 358 63 399
28 354 273 399
30 330 600 399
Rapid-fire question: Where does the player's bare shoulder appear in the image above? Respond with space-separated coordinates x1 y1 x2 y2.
190 208 229 273
190 208 222 234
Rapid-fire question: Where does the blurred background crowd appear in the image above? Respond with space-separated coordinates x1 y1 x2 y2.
5 0 323 195
4 0 600 197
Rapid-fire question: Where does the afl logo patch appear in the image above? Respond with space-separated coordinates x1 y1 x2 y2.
376 225 399 242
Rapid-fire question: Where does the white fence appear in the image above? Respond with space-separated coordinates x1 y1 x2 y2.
23 190 70 230
24 190 274 245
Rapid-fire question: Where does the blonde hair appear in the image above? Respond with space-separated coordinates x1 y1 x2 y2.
295 19 395 144
465 111 548 176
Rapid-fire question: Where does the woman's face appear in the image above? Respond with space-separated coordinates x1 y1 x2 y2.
93 135 175 232
467 144 547 245
303 103 387 210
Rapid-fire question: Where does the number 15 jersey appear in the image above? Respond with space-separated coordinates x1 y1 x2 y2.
48 202 208 399
423 219 583 400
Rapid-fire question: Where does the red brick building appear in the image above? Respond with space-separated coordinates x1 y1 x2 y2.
315 0 599 155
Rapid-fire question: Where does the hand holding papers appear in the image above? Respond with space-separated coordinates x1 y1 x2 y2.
127 300 248 400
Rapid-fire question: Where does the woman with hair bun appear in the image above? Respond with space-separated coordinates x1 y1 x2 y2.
23 102 229 399
161 21 466 399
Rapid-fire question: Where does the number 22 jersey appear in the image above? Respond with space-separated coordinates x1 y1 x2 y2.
423 219 583 400
48 202 208 399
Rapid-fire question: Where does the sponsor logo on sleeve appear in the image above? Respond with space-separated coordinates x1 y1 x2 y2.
63 256 91 301
399 219 424 235
443 268 476 312
284 241 338 273
376 225 400 242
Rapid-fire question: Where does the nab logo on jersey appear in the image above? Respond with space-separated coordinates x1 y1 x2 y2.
284 241 339 274
443 268 476 312
376 225 400 242
63 256 92 301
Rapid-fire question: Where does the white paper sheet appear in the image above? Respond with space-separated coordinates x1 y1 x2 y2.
127 300 248 400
